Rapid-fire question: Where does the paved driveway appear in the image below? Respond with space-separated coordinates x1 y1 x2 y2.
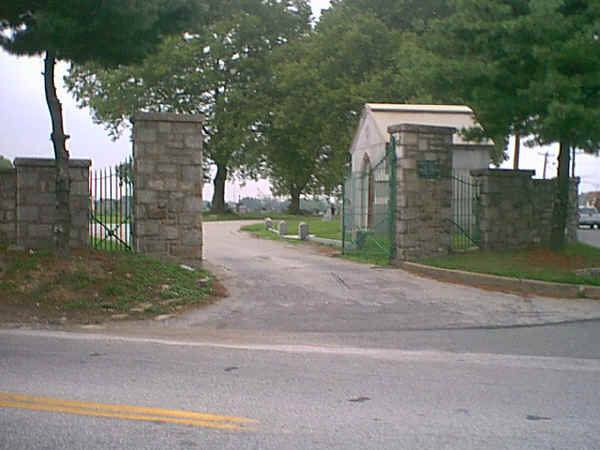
579 228 600 248
170 221 600 333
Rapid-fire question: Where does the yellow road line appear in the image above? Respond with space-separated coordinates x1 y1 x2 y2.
0 392 257 431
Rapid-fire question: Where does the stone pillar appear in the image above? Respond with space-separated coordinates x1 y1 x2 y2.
0 167 17 244
387 124 454 262
132 113 204 265
13 158 90 249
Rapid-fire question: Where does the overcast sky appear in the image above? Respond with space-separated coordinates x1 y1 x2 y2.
1 0 599 201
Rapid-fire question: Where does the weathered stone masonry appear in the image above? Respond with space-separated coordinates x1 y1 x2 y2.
132 112 204 265
471 169 579 249
0 168 17 244
388 124 454 262
0 158 90 248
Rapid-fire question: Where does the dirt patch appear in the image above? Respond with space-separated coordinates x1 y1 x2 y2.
525 248 590 270
0 247 226 327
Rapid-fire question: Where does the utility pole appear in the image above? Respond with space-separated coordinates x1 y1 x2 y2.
541 151 549 179
513 135 520 169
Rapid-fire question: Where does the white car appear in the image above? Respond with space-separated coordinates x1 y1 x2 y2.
579 207 600 229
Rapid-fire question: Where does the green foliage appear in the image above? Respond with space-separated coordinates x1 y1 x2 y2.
0 0 204 66
425 0 600 247
257 0 458 212
0 155 13 169
66 0 312 213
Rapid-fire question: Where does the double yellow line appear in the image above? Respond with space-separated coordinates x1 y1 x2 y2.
0 392 258 431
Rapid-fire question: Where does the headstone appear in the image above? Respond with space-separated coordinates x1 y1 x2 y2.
278 221 287 236
298 222 309 240
265 217 272 229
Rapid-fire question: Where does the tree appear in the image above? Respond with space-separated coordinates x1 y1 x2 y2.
427 0 600 248
259 3 446 213
0 0 202 252
329 0 454 33
0 155 13 169
66 0 312 214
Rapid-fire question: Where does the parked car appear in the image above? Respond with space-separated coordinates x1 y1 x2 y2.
579 207 600 229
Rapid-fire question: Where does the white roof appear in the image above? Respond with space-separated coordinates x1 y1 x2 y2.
360 103 487 146
366 103 474 114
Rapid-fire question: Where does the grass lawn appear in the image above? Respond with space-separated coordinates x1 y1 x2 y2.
241 217 341 240
241 218 393 266
0 247 223 325
202 212 318 222
420 242 600 286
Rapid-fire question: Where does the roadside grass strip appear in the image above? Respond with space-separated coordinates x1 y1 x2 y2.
0 392 258 431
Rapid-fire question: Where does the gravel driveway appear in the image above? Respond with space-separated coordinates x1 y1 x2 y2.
170 221 600 333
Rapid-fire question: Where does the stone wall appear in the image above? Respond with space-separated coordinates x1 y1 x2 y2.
471 169 579 250
132 112 204 265
0 168 17 244
0 158 91 249
388 124 454 261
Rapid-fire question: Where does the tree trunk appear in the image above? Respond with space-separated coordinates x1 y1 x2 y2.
288 187 301 215
44 51 71 254
210 163 227 214
513 134 520 169
550 141 571 250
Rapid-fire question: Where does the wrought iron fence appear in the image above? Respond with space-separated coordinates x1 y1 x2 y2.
89 157 133 251
448 170 481 251
342 138 396 264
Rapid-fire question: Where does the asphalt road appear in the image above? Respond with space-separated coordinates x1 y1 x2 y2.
2 328 600 450
165 221 600 337
3 221 600 448
578 228 600 247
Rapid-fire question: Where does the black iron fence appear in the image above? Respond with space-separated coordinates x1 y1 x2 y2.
89 157 133 251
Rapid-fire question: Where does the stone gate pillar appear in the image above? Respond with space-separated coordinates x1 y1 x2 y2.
132 113 204 265
388 124 454 262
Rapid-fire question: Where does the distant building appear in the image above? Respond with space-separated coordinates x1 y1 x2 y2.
347 103 492 230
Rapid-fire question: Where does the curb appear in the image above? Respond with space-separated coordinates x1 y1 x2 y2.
402 262 600 300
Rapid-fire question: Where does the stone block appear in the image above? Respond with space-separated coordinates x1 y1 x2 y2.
140 239 168 254
184 135 202 149
182 231 202 246
137 221 160 236
184 197 203 213
147 207 167 220
182 165 202 181
163 225 178 240
399 132 418 146
136 160 156 174
173 122 199 134
278 221 287 236
158 122 172 133
137 190 156 204
298 222 309 240
149 179 165 191
18 206 39 222
137 127 157 143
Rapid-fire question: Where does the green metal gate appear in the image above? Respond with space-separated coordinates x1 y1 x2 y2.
447 171 481 250
342 138 397 263
89 157 133 251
